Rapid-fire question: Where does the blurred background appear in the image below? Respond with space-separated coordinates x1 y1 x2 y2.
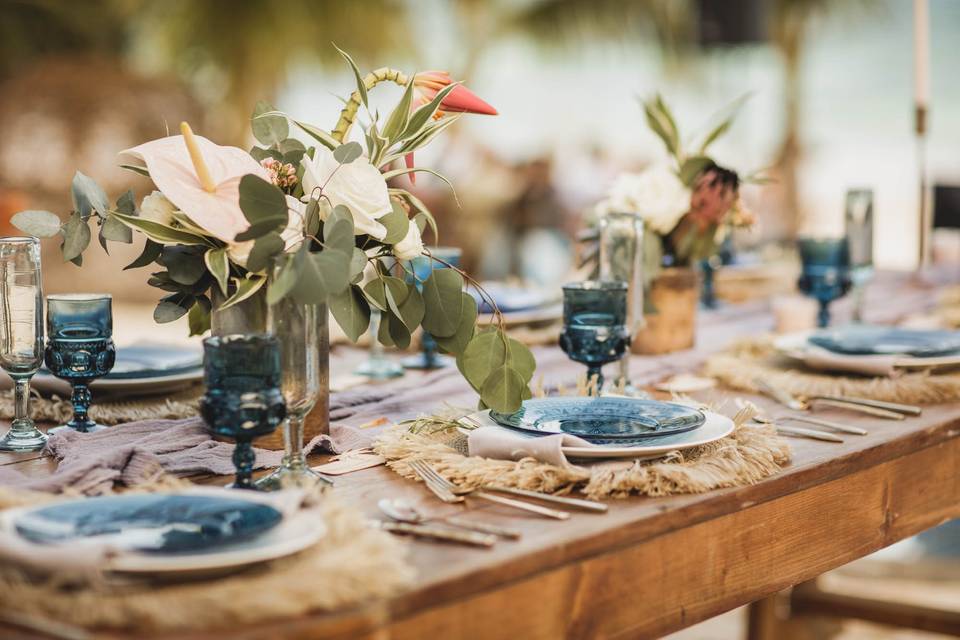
1 0 958 301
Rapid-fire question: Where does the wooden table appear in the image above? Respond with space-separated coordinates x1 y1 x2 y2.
2 272 959 639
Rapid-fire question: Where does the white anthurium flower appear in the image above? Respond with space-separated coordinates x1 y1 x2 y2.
599 165 691 236
139 191 176 226
393 220 424 261
300 146 391 240
120 126 271 243
227 195 305 270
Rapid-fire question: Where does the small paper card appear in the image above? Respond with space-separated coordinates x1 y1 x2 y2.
312 453 385 476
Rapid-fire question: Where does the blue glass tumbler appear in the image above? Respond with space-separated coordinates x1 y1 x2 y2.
402 247 462 370
200 334 286 490
44 294 116 434
558 281 630 391
797 238 852 328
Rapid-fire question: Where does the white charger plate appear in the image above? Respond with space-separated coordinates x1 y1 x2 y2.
461 408 734 460
772 331 960 370
0 490 325 576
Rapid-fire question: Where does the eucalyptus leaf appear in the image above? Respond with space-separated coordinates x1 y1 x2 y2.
364 276 407 312
162 246 206 286
324 205 355 252
349 247 367 281
236 174 288 241
433 292 477 355
11 210 61 238
379 201 411 245
289 249 351 304
329 285 370 343
394 286 424 332
387 312 412 349
267 253 298 305
305 199 321 237
377 308 395 347
115 189 136 216
460 330 507 392
332 141 363 164
421 268 464 337
204 247 230 295
62 212 90 262
505 337 536 383
480 365 526 414
251 100 289 146
71 171 109 219
100 214 133 245
125 240 162 270
154 294 194 323
249 146 282 163
245 232 284 274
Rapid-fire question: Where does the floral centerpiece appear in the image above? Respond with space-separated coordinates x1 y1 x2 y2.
12 49 535 413
594 94 759 281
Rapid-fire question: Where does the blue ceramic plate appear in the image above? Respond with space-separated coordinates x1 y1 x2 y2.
808 325 960 357
489 397 705 441
13 494 282 553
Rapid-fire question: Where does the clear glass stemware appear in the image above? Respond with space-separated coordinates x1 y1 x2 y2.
0 237 46 451
255 299 332 490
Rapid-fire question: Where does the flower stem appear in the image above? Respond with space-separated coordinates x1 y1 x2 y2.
331 67 410 143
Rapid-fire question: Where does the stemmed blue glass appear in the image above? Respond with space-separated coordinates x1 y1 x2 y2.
200 334 286 490
0 237 47 451
44 294 116 434
558 281 630 391
402 247 462 370
797 238 852 328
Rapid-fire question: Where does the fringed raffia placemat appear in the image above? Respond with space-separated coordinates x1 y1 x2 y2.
704 337 960 404
0 386 201 426
0 483 413 633
374 403 790 500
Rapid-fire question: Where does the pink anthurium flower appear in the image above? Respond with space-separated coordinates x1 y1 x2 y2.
405 71 497 184
120 123 270 243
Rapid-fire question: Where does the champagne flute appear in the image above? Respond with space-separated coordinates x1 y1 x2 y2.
255 298 332 490
0 237 46 451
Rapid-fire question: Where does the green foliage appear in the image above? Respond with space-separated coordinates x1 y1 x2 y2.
11 210 61 238
236 174 288 241
71 171 109 219
329 284 370 342
421 269 464 337
332 141 363 164
251 100 289 146
61 212 90 263
204 247 230 294
125 240 162 270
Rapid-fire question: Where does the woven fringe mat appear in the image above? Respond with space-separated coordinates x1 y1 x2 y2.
704 337 960 404
1 386 201 426
374 403 790 500
0 482 413 633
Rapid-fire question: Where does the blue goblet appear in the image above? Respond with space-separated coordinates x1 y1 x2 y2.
797 238 852 328
402 247 463 370
200 335 286 490
44 294 116 434
558 281 630 390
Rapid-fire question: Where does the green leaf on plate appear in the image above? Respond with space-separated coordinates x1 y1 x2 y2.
421 268 464 337
11 210 61 238
329 284 370 343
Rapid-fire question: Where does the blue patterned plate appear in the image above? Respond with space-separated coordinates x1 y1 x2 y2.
489 397 705 440
13 494 282 553
809 325 960 357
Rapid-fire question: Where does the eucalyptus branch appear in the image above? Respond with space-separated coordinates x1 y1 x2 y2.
425 251 505 330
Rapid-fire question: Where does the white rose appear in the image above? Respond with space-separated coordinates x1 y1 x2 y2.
392 221 423 261
140 191 176 226
227 195 305 270
301 146 391 240
602 166 691 235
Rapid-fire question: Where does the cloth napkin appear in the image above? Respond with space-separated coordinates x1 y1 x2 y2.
0 418 284 494
798 347 901 377
467 425 593 467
